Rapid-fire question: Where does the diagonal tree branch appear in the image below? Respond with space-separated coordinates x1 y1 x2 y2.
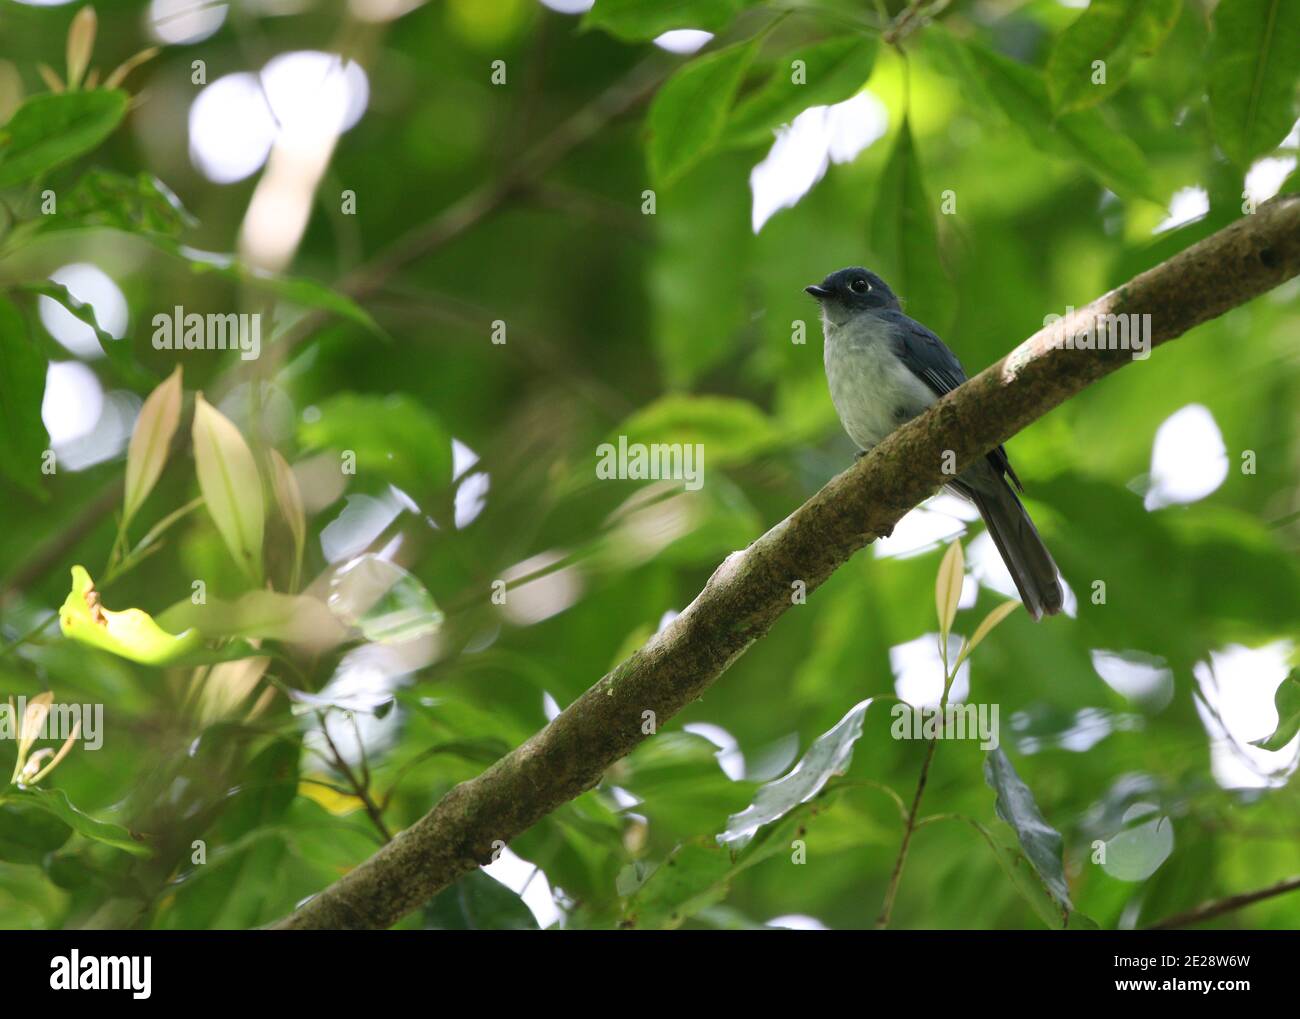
274 195 1300 929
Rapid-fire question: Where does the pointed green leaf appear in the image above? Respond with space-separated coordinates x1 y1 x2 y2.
718 698 873 848
724 37 877 147
871 118 955 333
425 871 539 930
648 39 759 187
298 392 452 495
964 41 1155 200
0 798 71 863
1250 668 1300 751
984 747 1072 919
1047 0 1182 113
8 787 150 856
614 394 782 470
0 90 127 188
1208 0 1300 167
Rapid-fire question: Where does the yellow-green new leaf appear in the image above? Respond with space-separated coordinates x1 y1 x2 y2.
59 565 201 665
65 7 97 90
9 691 52 784
123 365 182 529
267 448 305 581
935 539 964 642
956 600 1021 669
193 393 264 584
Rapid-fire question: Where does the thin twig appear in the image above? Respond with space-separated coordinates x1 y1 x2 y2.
1145 875 1300 930
318 711 392 843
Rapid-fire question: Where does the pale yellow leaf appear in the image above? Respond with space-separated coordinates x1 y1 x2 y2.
267 448 305 564
192 393 265 584
104 46 160 90
956 600 1022 669
66 7 97 90
123 365 182 528
37 63 65 94
935 539 965 641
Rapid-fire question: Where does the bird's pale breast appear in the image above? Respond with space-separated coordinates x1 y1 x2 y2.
822 312 937 451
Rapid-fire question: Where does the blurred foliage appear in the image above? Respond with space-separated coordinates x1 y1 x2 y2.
0 0 1298 932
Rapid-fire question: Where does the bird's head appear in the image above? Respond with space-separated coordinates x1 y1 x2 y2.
805 267 901 325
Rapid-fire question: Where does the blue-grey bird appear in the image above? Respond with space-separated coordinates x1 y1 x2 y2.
806 267 1064 619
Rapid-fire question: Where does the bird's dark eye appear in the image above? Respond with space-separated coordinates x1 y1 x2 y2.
850 278 870 294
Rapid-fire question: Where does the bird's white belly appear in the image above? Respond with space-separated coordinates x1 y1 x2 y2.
823 315 936 451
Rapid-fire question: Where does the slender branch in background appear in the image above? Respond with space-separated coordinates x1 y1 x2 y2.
318 711 392 843
277 57 668 357
876 654 960 928
1146 875 1300 930
273 196 1300 930
876 738 938 928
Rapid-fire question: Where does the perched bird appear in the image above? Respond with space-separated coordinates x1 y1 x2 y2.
807 267 1063 619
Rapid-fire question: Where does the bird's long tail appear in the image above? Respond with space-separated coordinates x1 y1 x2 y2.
968 480 1064 620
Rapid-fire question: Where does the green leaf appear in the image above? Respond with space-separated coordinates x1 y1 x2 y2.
983 747 1071 920
630 790 844 929
424 870 539 930
193 394 265 585
1207 0 1300 167
45 169 196 237
173 245 379 333
613 394 783 470
7 787 150 857
22 280 151 387
0 90 128 188
724 37 877 147
964 41 1155 200
0 296 49 499
648 39 759 187
718 698 873 848
582 0 747 41
624 839 734 929
871 118 955 332
298 392 453 495
1047 0 1182 113
0 798 71 863
982 822 1072 930
1250 668 1300 751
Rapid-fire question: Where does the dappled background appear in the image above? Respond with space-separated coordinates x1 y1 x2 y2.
0 0 1298 929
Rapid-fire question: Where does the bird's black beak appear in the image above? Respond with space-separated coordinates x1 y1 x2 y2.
805 284 831 299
